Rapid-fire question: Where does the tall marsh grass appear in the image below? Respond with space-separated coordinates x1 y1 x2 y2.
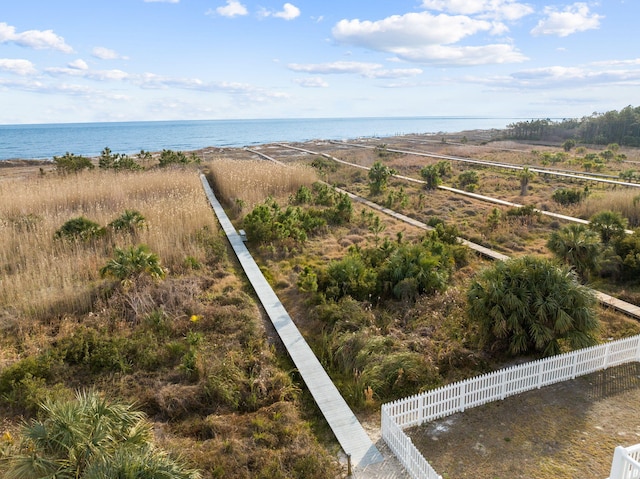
206 159 317 209
578 189 640 227
0 168 219 321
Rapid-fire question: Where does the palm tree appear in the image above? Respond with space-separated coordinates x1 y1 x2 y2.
467 256 598 357
420 164 441 190
517 167 535 196
547 224 601 281
589 210 628 244
3 390 200 479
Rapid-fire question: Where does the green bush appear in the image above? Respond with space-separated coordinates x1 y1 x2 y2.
458 170 479 191
53 152 94 174
100 245 165 281
54 216 106 242
468 256 598 356
158 149 201 167
552 188 586 206
108 209 147 234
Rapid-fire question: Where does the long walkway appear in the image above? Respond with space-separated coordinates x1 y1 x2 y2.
199 174 383 469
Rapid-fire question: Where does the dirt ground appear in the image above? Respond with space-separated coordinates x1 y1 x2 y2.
408 362 640 479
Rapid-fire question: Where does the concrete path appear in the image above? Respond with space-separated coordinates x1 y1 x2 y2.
199 174 383 469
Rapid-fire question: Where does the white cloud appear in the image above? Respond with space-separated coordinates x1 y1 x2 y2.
421 0 534 21
332 12 526 65
68 59 89 70
212 0 248 18
46 66 130 81
531 3 603 37
92 47 128 60
0 58 37 76
466 60 640 90
287 61 423 79
0 22 73 53
294 77 329 88
261 3 301 20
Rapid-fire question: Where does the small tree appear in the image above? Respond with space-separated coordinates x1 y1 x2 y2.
368 161 396 195
517 166 535 196
562 139 576 152
420 164 441 190
467 256 598 357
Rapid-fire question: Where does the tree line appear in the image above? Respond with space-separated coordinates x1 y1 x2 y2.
504 105 640 146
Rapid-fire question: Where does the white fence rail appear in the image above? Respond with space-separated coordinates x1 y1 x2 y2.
610 444 640 479
381 334 640 479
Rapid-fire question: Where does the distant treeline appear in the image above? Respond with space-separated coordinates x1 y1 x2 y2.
504 105 640 146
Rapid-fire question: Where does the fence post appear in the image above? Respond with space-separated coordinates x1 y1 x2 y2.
459 382 466 412
571 352 577 379
604 343 612 369
636 336 640 362
609 446 627 479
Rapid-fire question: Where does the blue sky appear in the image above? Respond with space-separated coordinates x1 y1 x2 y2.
0 0 637 124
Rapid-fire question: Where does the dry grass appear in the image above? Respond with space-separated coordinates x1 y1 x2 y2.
205 158 317 210
578 188 640 227
0 167 218 321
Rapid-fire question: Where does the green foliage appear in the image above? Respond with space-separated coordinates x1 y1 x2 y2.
315 235 458 303
552 187 587 206
99 147 142 171
158 149 201 167
467 256 598 357
2 389 201 479
100 244 166 281
53 152 94 174
611 229 640 281
517 166 535 196
54 216 106 242
319 254 378 301
108 209 147 234
420 164 442 189
589 210 628 244
562 139 576 151
458 170 479 191
368 161 397 195
547 224 601 281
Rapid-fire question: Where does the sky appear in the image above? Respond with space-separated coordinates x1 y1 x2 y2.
0 0 638 124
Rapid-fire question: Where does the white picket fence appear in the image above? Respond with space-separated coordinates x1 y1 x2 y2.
381 334 640 479
610 444 640 479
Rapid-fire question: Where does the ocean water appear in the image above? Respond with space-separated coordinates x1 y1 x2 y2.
0 117 515 161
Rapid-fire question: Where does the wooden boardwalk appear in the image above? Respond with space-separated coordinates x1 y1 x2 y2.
199 175 383 468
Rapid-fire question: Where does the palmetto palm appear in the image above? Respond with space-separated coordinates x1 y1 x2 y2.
589 210 628 244
547 224 601 281
467 256 598 357
100 245 165 281
517 166 535 196
4 390 200 479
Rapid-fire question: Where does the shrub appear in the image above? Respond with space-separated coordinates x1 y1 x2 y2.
458 170 479 191
53 152 94 174
100 244 166 281
467 256 598 356
54 216 106 242
552 188 586 206
108 209 147 235
158 149 200 167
